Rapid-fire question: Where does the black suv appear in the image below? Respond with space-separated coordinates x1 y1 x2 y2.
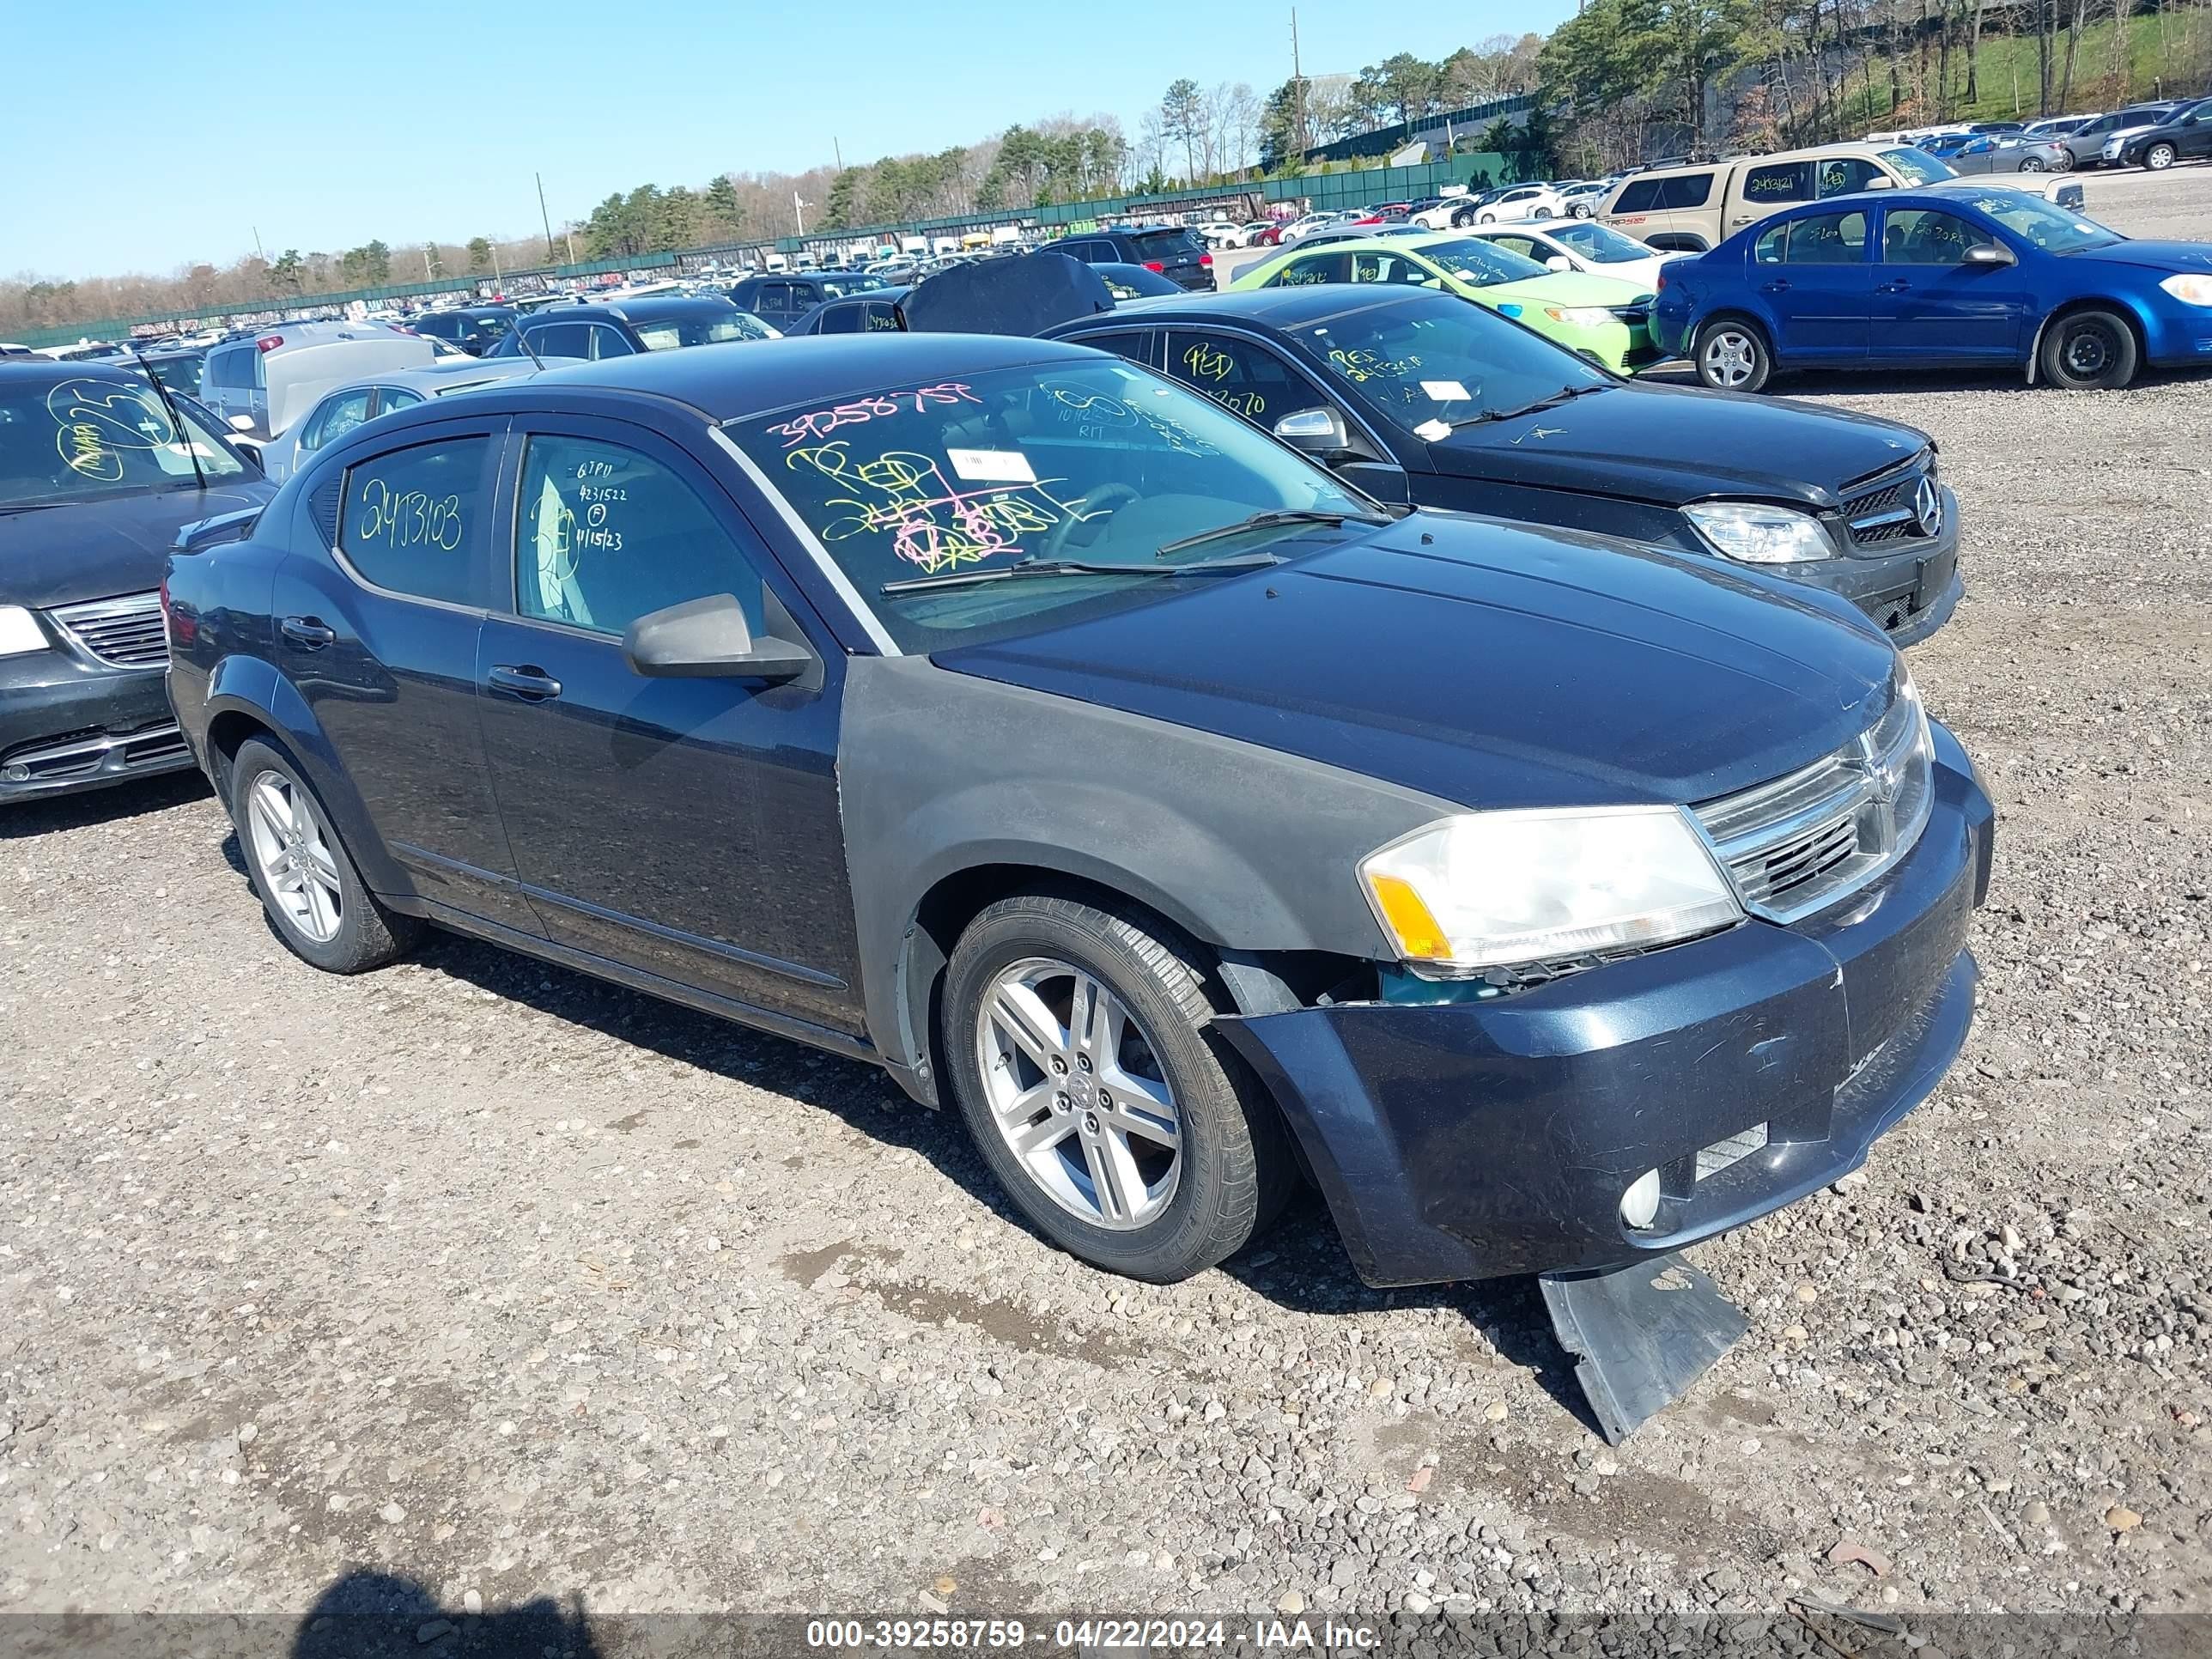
489 296 776 360
726 272 886 331
1050 226 1214 290
407 306 517 356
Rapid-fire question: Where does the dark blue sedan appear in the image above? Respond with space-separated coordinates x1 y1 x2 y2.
1652 188 2212 391
161 335 1990 1292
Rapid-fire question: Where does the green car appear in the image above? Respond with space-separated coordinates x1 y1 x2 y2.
1230 231 1661 373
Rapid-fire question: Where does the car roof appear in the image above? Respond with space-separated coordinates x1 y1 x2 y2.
1054 285 1420 331
319 357 556 398
467 332 1108 422
0 359 145 389
528 295 738 324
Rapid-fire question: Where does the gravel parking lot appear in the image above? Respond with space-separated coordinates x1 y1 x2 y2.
3 167 2209 1648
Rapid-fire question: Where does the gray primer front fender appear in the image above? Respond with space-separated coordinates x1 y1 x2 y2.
839 656 1461 1102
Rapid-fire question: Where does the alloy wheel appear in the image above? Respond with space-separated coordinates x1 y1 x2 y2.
2147 143 2177 171
975 957 1182 1231
246 773 343 944
1701 329 1759 389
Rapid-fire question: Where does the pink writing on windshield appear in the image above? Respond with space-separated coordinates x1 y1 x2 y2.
766 382 981 447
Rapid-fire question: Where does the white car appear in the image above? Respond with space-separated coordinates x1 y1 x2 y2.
1556 182 1612 218
258 356 576 483
1464 220 1681 294
1472 184 1568 223
1408 197 1470 230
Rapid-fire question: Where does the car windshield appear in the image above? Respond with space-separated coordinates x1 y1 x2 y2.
1544 221 1654 264
145 355 205 398
634 310 775 349
1885 147 1959 184
1963 194 2124 252
727 358 1376 652
0 376 247 507
1292 291 1610 433
818 276 883 300
1408 237 1549 289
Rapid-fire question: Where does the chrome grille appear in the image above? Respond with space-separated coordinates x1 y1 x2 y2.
1695 687 1934 923
1843 456 1939 550
51 592 168 668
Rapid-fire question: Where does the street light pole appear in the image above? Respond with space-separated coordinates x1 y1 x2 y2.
537 172 556 263
793 191 810 236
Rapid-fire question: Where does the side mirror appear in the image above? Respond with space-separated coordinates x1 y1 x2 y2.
1964 243 2017 266
228 414 255 431
1272 407 1351 455
1545 255 1572 272
622 592 814 683
1863 174 1895 189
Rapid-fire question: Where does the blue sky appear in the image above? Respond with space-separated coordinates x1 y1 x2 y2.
0 0 1572 281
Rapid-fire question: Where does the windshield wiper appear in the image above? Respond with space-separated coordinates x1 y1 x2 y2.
0 502 71 517
1452 383 1611 428
1152 506 1387 559
879 550 1282 596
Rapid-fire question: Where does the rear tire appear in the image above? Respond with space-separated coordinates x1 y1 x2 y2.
2018 156 2045 173
1693 316 1772 392
943 893 1297 1283
230 738 421 974
2145 142 2178 172
2039 307 2139 390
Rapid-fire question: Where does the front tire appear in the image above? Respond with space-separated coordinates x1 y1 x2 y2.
2018 156 2045 172
2145 142 2178 172
943 894 1295 1283
2039 307 2139 390
1693 316 1772 392
231 738 421 973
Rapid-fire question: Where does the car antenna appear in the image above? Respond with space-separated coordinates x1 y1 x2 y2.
128 343 209 493
510 319 547 372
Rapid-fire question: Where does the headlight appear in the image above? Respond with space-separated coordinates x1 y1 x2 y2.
2160 273 2212 307
0 605 50 659
1359 806 1742 976
1542 306 1619 327
1684 500 1836 564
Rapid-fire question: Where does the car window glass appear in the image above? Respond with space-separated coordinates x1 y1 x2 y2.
1274 252 1350 286
1488 234 1543 259
515 434 765 637
1164 331 1322 426
531 322 592 358
1782 210 1869 263
338 437 486 605
1063 330 1152 366
1350 251 1435 286
1612 179 1662 213
588 325 636 359
1816 156 1885 196
380 388 425 412
1881 208 1999 265
1662 172 1715 209
303 390 373 451
1743 161 1811 204
208 348 252 390
1754 222 1789 264
815 302 864 334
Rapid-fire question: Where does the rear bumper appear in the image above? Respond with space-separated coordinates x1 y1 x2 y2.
0 659 191 802
1218 722 1993 1286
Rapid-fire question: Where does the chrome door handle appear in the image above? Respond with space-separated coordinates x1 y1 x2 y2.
488 664 562 701
279 616 335 649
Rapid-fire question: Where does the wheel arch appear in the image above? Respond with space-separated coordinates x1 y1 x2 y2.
2024 296 2150 386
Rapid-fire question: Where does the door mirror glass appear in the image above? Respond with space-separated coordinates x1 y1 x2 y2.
228 414 255 431
1273 407 1350 451
1963 243 2016 266
622 592 812 682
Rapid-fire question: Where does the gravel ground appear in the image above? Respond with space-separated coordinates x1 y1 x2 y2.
2 170 2209 1650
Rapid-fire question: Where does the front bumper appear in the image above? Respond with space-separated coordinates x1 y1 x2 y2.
0 652 191 803
1217 721 1994 1287
1784 484 1962 646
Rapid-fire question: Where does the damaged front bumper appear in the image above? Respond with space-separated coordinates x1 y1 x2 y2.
1216 721 1994 1288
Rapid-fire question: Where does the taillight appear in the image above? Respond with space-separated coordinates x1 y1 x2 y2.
1199 252 1212 265
1655 272 1668 291
1144 260 1165 273
255 335 283 351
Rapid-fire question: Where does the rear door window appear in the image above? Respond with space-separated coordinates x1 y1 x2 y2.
1780 210 1869 263
338 436 490 605
1742 161 1812 205
1661 172 1716 209
530 322 592 358
301 390 374 453
1611 179 1663 214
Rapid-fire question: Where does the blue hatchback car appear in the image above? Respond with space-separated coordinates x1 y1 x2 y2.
1653 188 2212 392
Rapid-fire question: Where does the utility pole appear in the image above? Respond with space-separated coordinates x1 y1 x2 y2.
536 172 556 262
565 231 577 266
793 191 810 235
423 244 436 281
1291 8 1305 151
252 226 267 264
833 136 843 168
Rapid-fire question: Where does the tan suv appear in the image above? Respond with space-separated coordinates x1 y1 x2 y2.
1600 143 2085 252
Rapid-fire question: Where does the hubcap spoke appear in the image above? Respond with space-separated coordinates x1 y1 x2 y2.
975 956 1182 1232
